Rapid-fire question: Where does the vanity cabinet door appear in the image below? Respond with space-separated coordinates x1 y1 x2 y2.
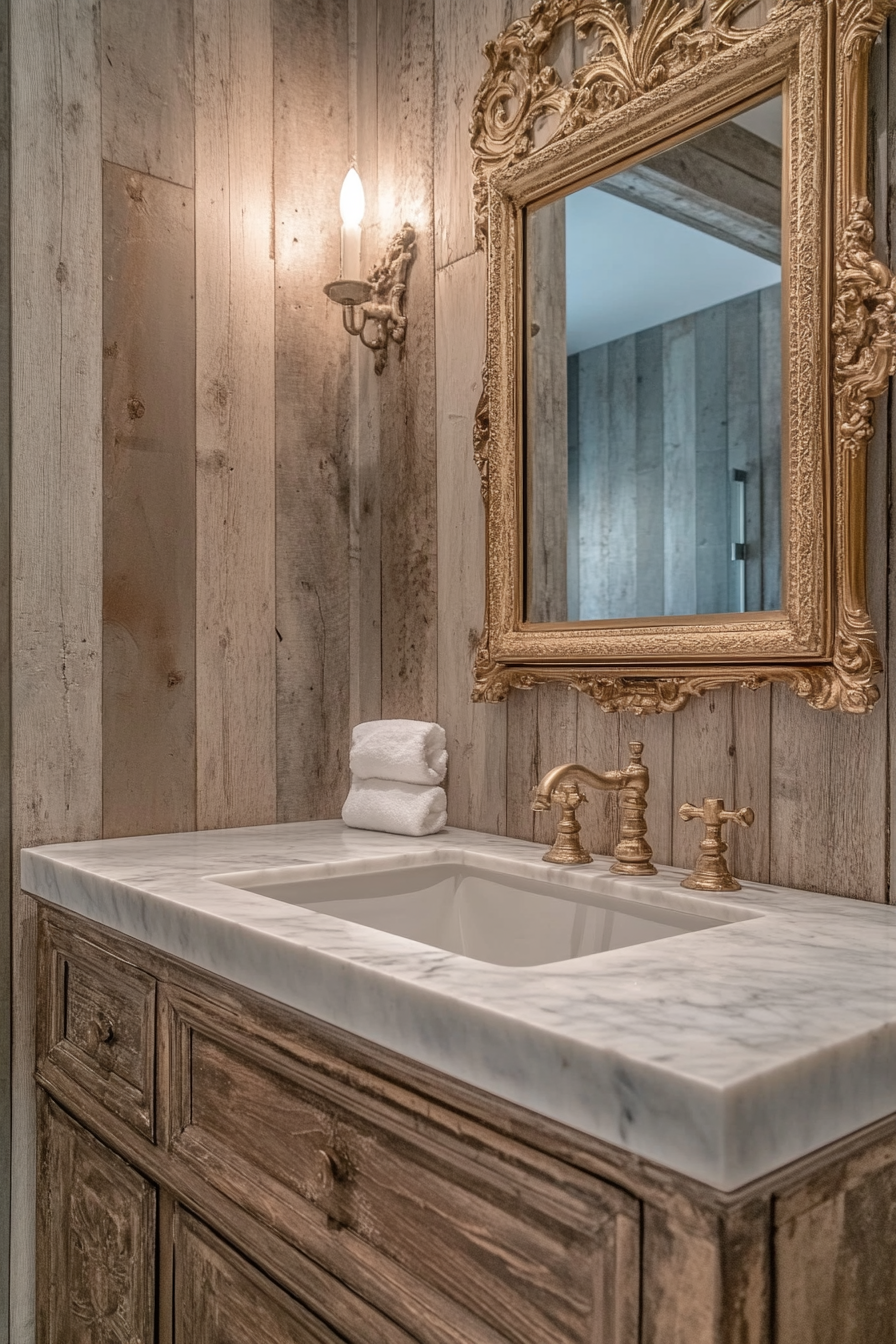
173 1207 389 1344
37 1095 156 1344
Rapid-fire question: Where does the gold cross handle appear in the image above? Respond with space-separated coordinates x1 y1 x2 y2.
678 797 755 891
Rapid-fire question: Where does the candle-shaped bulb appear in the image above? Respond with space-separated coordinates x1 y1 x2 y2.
339 167 365 229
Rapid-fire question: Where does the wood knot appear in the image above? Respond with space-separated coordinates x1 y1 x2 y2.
55 261 68 285
127 396 145 420
126 175 145 202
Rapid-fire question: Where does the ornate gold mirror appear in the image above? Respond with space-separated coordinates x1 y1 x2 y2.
470 0 896 714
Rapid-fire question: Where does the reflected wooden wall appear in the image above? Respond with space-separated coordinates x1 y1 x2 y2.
567 284 781 621
359 0 893 907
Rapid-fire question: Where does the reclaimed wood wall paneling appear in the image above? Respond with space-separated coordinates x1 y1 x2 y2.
194 0 277 830
101 163 197 839
9 1 104 1336
273 0 352 822
376 0 438 722
101 0 195 188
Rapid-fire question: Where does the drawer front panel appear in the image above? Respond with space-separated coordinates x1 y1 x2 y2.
165 989 640 1344
38 913 156 1138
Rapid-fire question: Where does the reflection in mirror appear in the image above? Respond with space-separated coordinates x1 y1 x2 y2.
525 93 784 625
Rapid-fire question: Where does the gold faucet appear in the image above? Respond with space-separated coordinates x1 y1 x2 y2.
678 797 754 891
532 742 657 875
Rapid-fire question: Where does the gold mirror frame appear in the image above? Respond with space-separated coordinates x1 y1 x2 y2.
470 0 896 714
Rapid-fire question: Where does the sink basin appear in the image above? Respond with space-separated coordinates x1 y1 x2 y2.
208 856 751 967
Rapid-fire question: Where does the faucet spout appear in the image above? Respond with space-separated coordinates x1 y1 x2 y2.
531 742 656 876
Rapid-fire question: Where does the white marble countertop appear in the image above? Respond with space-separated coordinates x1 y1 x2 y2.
21 820 896 1192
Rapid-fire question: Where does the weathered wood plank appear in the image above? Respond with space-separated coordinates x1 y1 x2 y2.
526 199 568 622
101 0 194 188
273 0 351 822
769 690 887 900
530 683 579 848
376 0 438 721
758 284 782 610
726 291 762 612
350 0 383 727
505 690 540 842
194 0 277 830
436 255 507 833
102 164 196 839
663 316 697 615
671 690 736 872
635 325 665 618
433 0 512 268
694 303 729 616
10 0 103 1335
574 699 621 858
576 343 609 620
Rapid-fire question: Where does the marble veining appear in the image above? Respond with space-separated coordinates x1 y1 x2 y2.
21 821 896 1191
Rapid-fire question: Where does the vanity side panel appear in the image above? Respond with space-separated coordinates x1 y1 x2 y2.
773 1136 896 1344
36 1094 156 1344
642 1199 771 1344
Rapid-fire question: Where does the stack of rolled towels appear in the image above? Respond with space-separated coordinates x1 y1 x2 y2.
341 719 448 837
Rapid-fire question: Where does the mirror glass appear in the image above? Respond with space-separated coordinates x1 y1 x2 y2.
525 92 784 624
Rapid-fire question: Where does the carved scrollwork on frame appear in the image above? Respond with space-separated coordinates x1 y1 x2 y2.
469 0 895 715
470 0 811 247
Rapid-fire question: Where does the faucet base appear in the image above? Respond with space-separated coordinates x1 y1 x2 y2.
542 841 594 865
611 858 658 876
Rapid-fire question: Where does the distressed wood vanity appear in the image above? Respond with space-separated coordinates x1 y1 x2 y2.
26 821 896 1344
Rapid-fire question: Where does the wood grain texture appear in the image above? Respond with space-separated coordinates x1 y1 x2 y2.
774 1132 896 1344
37 919 156 1140
10 0 103 1336
273 0 351 821
167 983 640 1344
194 0 277 830
101 0 194 188
436 256 507 833
376 0 438 721
102 164 196 838
349 0 384 727
526 200 568 622
37 1096 156 1344
174 1207 348 1344
433 0 513 267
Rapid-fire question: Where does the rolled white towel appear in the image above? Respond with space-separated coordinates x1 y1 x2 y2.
341 777 447 837
350 718 448 786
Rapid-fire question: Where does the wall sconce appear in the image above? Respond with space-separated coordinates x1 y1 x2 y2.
324 166 416 376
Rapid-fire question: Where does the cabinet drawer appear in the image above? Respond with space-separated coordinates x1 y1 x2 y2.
164 986 639 1344
37 912 156 1139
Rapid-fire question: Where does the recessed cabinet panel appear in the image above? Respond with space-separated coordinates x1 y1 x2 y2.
37 911 156 1138
37 1097 156 1344
174 1208 349 1344
164 987 640 1344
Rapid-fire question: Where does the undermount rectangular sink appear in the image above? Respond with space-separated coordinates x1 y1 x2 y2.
208 857 748 967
